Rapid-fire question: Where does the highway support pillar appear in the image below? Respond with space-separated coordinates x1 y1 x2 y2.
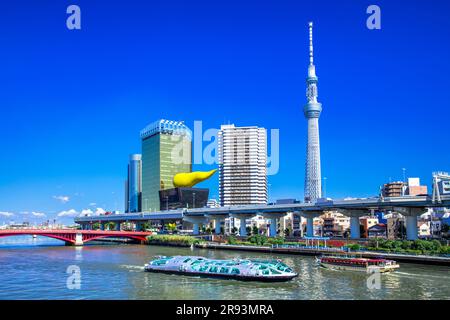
406 215 418 241
115 222 121 231
239 218 247 237
230 214 254 237
193 223 200 235
184 216 208 236
269 218 277 237
262 213 286 238
350 216 360 239
394 207 426 241
341 209 368 239
299 211 323 238
306 217 314 238
215 219 223 235
206 215 224 235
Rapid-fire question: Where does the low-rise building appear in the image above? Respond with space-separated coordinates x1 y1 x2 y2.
321 212 350 237
360 216 379 238
405 178 428 196
368 223 387 238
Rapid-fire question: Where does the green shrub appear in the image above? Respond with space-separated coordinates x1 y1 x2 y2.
267 237 285 245
248 234 268 246
227 236 238 245
348 244 361 251
146 235 200 246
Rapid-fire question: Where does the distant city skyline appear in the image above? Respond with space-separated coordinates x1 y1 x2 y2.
1 0 450 223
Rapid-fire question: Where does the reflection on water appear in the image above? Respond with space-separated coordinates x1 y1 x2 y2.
0 236 449 300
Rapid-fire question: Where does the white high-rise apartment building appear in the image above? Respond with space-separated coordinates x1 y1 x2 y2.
218 124 268 206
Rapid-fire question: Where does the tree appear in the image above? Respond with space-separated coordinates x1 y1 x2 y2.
165 223 177 233
104 222 115 230
252 225 259 236
284 228 291 238
246 226 252 236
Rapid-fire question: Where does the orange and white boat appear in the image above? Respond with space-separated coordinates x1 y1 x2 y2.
317 254 400 273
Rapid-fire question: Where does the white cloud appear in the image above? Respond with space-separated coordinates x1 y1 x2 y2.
80 209 93 216
53 195 70 204
89 203 97 207
20 211 46 218
95 208 106 215
31 212 46 218
57 209 79 217
0 212 15 217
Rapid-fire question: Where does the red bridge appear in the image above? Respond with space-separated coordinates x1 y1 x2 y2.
0 229 152 246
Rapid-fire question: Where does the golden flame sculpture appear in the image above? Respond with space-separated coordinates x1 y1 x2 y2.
173 169 217 188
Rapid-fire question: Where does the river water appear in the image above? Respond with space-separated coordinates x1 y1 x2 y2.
0 236 448 300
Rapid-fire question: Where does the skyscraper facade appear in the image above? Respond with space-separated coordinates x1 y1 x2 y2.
304 22 323 203
218 124 267 206
140 119 192 211
125 154 142 213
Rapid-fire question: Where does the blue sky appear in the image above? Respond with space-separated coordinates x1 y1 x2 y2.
0 0 449 224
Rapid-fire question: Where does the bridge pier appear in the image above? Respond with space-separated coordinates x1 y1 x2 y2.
206 215 224 235
300 211 322 238
215 220 222 235
231 214 254 237
99 223 105 231
350 216 360 239
394 207 425 240
262 213 286 237
405 215 418 241
184 216 208 236
340 209 368 239
115 222 121 231
74 233 84 246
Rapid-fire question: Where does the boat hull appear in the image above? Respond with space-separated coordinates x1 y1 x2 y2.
320 262 399 273
145 267 298 282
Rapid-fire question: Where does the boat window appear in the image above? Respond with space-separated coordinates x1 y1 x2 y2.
209 266 218 273
183 258 191 263
199 266 209 272
219 267 229 274
270 268 281 275
231 268 240 275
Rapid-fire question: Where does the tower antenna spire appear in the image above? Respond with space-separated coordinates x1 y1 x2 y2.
309 21 314 66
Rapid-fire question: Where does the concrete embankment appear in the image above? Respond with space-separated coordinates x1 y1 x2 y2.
195 243 450 266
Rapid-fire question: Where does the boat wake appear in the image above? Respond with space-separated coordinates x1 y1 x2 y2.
120 265 145 271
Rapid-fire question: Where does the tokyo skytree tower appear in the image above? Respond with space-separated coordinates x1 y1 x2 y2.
303 22 322 203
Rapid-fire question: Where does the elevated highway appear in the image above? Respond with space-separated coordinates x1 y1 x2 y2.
74 195 450 240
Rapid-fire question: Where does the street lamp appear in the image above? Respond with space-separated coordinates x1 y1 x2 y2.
192 192 196 209
165 196 169 211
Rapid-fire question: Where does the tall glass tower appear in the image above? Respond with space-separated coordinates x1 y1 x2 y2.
304 22 322 203
140 119 192 211
125 154 142 213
